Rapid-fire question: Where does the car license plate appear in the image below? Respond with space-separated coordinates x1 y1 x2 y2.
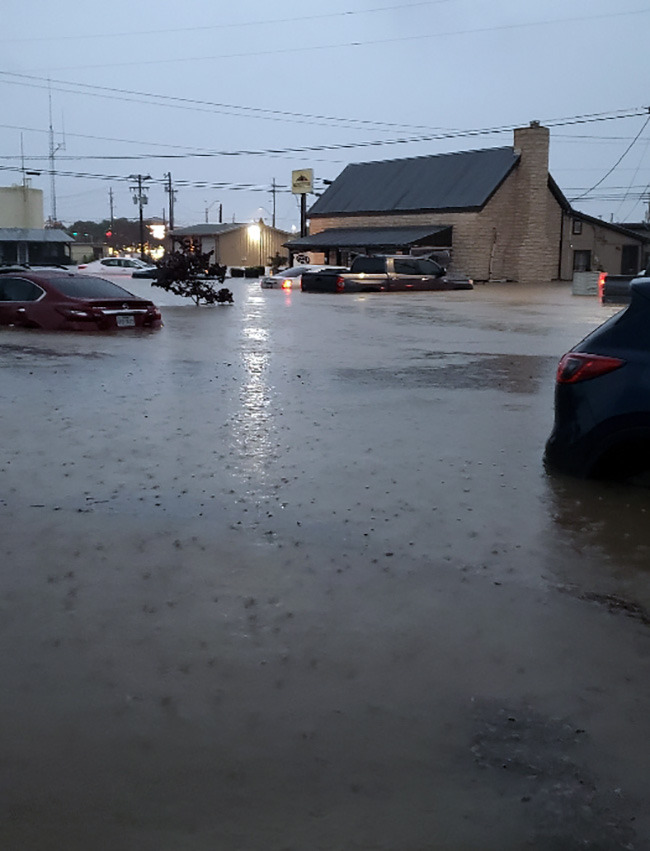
116 314 135 327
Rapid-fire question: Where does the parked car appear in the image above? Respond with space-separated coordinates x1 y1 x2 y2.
0 267 162 331
131 266 160 279
301 255 473 293
260 265 347 290
544 277 650 479
77 257 156 277
599 262 650 305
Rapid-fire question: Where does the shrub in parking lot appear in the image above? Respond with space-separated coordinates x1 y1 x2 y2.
244 266 265 278
153 244 229 305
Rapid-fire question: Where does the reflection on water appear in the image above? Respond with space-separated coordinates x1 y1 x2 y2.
544 471 650 588
231 300 276 490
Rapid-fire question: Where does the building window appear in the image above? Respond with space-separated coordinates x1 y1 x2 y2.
572 220 583 235
573 250 591 272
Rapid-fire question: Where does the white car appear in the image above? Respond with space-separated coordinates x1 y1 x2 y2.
77 257 156 277
260 265 347 290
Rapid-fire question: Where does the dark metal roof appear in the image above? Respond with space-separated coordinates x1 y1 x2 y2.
308 147 520 217
285 225 451 251
170 223 248 237
171 223 291 237
0 228 73 243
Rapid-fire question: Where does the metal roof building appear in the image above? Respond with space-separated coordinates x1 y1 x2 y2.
307 147 520 217
0 227 73 266
170 221 291 270
288 123 649 283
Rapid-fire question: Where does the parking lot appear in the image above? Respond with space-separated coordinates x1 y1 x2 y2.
1 280 650 850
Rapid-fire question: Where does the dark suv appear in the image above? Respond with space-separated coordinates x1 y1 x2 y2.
544 277 650 479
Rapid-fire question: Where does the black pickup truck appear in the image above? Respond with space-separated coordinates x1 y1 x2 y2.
300 255 473 293
600 265 650 304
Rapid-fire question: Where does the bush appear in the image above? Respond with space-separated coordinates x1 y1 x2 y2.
244 266 265 278
230 267 245 278
152 247 229 305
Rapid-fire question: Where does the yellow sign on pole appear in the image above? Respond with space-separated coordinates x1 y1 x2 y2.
291 169 313 194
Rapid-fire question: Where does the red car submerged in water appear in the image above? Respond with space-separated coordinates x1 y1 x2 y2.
0 267 162 331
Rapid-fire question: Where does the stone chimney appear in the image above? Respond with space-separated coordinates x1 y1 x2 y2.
512 121 556 283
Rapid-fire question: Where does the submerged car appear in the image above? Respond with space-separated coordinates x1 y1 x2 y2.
0 267 162 331
544 277 650 479
77 257 156 277
260 265 347 290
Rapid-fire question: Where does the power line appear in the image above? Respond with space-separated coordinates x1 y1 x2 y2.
2 115 646 163
0 0 454 43
0 76 645 161
35 9 650 72
570 113 650 201
0 71 457 134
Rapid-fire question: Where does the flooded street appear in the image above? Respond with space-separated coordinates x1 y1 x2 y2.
1 281 650 850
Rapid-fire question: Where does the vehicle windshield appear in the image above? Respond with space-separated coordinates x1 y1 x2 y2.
45 275 137 299
280 267 309 277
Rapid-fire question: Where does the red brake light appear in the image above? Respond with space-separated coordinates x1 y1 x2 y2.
336 276 345 292
598 272 607 300
281 279 292 289
556 352 625 384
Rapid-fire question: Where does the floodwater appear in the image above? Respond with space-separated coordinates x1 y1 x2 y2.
1 282 649 850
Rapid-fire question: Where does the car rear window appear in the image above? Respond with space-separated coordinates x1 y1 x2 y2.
351 257 386 273
45 275 136 299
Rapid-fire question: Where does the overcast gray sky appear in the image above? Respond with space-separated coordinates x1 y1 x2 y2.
1 0 648 231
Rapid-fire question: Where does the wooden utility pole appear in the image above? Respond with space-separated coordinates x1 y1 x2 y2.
271 178 277 228
129 174 151 260
164 172 175 233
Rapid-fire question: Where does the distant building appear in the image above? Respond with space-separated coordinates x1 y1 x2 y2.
0 184 44 229
0 228 73 266
287 122 649 283
0 183 73 266
170 221 291 269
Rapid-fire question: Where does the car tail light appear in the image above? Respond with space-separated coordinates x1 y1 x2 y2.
598 271 607 301
281 279 292 289
556 352 625 384
336 276 345 292
78 264 87 270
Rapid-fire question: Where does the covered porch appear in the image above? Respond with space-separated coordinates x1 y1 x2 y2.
285 224 453 266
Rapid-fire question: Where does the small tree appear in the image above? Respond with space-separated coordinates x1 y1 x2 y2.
269 252 289 274
153 240 229 305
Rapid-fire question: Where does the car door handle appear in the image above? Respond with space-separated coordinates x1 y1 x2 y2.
15 307 26 314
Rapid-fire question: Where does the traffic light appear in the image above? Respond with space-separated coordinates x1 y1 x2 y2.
105 230 113 238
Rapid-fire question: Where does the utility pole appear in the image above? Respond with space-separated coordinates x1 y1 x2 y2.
271 178 277 228
47 83 64 226
129 174 151 260
108 187 114 229
300 194 307 237
164 172 175 233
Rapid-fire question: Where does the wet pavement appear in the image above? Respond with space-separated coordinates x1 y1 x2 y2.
1 281 649 850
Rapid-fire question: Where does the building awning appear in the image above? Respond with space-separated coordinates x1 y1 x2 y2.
0 228 73 243
285 225 452 252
